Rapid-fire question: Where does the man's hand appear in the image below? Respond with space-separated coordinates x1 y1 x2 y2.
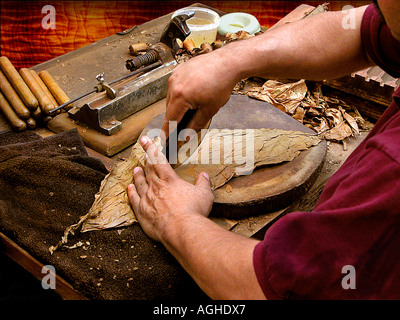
161 49 241 137
127 135 214 242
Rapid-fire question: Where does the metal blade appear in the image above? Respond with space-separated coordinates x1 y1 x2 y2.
163 109 210 168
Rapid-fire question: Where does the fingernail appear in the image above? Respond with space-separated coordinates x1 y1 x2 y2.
133 167 141 174
140 136 149 146
202 172 209 180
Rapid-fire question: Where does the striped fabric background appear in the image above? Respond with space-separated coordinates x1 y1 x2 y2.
1 1 371 69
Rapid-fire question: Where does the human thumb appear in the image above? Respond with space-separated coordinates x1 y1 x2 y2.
195 172 211 189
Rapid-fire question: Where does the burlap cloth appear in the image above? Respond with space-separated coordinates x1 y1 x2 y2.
0 129 207 300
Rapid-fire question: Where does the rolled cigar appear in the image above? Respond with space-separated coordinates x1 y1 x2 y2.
0 70 30 120
26 117 37 129
0 91 27 132
19 68 55 114
31 106 43 120
129 42 149 56
42 115 53 124
0 56 38 110
39 70 72 110
30 69 58 109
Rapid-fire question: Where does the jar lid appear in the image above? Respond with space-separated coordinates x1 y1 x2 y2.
218 12 261 35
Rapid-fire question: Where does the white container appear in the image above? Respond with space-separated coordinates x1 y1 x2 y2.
218 12 261 35
172 7 221 47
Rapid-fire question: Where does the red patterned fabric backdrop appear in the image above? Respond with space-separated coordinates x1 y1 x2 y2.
1 1 371 69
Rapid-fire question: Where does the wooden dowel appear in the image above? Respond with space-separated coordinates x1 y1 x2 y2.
0 69 30 120
0 91 27 132
39 70 72 110
0 56 38 110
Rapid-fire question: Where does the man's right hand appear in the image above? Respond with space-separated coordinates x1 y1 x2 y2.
161 48 241 137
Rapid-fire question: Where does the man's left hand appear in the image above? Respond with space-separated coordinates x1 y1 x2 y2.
127 135 214 242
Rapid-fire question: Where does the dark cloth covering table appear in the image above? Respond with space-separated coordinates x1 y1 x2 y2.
0 129 206 300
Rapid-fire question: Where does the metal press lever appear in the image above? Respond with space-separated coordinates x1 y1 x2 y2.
49 73 115 115
95 73 116 99
48 63 161 115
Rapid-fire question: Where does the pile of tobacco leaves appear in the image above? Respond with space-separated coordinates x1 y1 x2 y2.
233 77 374 147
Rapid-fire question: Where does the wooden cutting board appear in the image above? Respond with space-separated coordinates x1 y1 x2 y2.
141 94 327 219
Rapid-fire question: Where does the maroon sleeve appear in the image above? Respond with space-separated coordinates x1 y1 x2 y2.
253 4 400 300
253 142 400 299
360 4 400 78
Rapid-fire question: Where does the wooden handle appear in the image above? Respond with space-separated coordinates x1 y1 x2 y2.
26 117 37 129
0 56 38 110
0 91 27 132
39 70 72 110
19 68 55 114
31 106 43 120
129 42 149 56
0 70 30 120
30 69 59 109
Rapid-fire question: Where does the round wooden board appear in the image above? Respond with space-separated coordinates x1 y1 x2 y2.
141 95 327 219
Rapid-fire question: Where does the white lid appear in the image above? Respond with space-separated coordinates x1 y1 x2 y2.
218 12 261 35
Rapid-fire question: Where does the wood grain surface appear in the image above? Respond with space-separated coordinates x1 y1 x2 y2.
1 1 370 69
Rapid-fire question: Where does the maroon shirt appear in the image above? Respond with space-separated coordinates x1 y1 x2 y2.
253 4 400 299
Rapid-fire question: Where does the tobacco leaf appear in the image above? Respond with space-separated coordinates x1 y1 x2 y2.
175 128 321 189
322 121 353 142
307 117 330 134
49 141 148 253
324 107 343 127
233 78 369 144
50 128 320 252
86 128 320 229
247 79 308 114
339 105 359 135
293 106 306 123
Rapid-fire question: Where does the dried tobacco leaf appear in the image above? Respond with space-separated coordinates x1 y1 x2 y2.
310 117 330 134
224 30 254 41
49 140 150 253
91 129 320 226
174 129 321 189
322 121 353 142
305 107 322 117
233 78 370 143
339 106 359 135
50 128 320 252
320 106 360 142
248 79 308 114
293 106 306 123
325 108 343 127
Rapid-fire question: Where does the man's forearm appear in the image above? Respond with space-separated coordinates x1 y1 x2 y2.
160 213 265 300
218 5 373 82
